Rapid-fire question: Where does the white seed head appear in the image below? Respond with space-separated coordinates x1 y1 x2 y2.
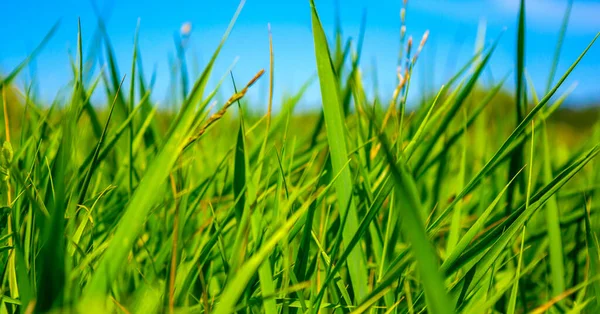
418 30 430 51
180 22 192 36
397 67 404 82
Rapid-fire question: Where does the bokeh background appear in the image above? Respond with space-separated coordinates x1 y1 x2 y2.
1 0 599 110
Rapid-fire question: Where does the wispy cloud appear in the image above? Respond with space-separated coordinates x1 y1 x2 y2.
493 0 600 31
411 0 599 33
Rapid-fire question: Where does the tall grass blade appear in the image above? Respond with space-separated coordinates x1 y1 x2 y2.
309 0 369 301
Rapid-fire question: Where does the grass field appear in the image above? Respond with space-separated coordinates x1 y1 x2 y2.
1 0 600 313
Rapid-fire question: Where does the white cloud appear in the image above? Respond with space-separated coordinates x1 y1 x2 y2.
411 0 599 33
492 0 600 32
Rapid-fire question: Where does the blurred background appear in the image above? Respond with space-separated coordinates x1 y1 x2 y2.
0 0 599 111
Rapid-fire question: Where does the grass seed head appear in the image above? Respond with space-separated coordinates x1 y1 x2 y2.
413 30 430 64
180 22 192 37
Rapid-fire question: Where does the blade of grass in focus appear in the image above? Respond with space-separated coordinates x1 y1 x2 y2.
309 0 369 302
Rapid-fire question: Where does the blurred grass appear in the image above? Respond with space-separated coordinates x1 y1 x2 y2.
0 0 600 313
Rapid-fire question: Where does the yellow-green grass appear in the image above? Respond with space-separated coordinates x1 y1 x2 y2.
0 0 600 313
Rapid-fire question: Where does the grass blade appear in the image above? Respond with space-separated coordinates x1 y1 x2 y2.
376 130 453 314
310 0 369 301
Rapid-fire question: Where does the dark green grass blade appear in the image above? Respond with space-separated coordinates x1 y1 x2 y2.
233 106 246 223
504 0 527 219
128 20 140 194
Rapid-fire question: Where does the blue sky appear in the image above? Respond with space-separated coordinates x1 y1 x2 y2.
1 0 599 110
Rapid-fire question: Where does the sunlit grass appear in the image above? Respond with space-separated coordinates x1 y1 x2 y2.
0 0 599 313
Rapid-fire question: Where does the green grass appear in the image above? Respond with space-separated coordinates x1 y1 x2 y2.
0 1 600 313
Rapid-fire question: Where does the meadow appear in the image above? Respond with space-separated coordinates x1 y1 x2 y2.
1 0 600 313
